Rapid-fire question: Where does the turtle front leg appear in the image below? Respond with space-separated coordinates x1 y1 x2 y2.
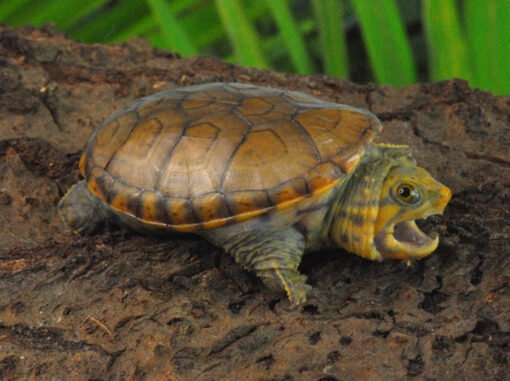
224 228 311 305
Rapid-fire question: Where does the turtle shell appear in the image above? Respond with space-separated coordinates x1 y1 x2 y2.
80 82 382 232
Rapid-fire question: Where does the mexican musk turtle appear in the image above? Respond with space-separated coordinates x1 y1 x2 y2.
58 82 452 305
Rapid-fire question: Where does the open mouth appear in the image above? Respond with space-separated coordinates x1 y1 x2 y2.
375 215 440 260
393 219 438 248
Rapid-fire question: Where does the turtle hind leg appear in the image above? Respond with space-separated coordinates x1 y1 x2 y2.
58 180 110 235
225 228 311 305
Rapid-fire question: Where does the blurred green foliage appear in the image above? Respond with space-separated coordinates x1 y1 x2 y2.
1 0 508 95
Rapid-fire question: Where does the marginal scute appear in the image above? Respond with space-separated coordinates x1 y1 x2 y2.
306 162 345 194
136 95 180 120
78 152 86 177
181 90 232 117
165 198 197 226
139 191 165 222
226 191 270 216
87 167 113 202
331 150 362 173
282 90 326 106
87 174 104 202
269 178 308 205
83 82 381 229
181 90 215 110
109 180 140 217
192 192 230 223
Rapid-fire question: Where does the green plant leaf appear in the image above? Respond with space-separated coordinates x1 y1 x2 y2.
145 0 197 56
311 0 348 78
70 1 150 43
422 0 473 82
352 0 416 86
109 0 208 44
265 0 313 74
0 0 33 24
12 0 108 31
464 0 510 95
214 0 268 68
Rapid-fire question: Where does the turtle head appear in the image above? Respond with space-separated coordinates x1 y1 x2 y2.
373 161 451 260
58 180 110 235
330 144 451 261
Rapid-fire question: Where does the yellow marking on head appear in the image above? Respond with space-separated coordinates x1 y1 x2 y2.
334 202 380 261
375 204 401 234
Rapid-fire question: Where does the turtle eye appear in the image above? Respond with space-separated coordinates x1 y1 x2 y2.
395 184 420 205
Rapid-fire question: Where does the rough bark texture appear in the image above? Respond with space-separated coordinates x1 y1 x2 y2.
0 26 508 380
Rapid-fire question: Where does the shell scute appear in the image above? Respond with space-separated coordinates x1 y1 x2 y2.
109 181 139 216
305 162 345 194
269 177 308 206
192 192 231 224
139 191 166 223
106 118 163 189
226 191 271 217
91 111 137 169
236 97 274 116
165 197 198 227
180 90 231 117
136 95 181 120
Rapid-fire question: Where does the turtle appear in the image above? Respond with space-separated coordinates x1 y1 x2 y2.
58 82 451 305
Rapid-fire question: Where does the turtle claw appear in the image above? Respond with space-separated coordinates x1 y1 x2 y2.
263 269 312 306
287 280 312 306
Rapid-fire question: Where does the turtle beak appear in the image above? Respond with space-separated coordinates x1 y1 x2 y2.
439 184 452 206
